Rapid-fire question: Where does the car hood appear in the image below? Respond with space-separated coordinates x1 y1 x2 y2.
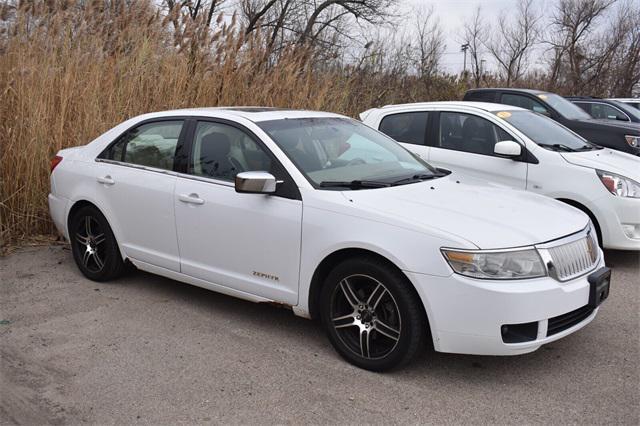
560 148 640 180
344 176 588 249
576 118 640 133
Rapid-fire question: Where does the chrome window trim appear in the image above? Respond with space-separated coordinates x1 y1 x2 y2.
95 158 177 176
95 158 236 188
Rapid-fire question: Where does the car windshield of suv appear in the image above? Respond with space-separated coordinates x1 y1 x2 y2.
539 93 592 120
494 110 599 152
258 117 441 189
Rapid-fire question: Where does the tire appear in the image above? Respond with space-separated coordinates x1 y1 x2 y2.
70 205 125 281
320 256 427 371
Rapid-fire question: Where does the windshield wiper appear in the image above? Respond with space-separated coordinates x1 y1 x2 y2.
542 143 577 152
392 173 446 186
319 180 391 189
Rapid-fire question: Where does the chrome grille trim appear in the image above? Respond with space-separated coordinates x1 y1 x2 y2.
536 226 599 282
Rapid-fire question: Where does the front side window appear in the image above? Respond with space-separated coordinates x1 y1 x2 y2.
494 110 597 152
190 121 272 181
378 112 429 145
589 103 629 121
501 94 549 115
101 121 183 171
438 112 513 156
258 117 438 188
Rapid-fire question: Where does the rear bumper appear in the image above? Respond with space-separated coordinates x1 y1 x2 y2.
48 193 69 239
406 254 606 356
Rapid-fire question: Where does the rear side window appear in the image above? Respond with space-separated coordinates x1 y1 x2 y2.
101 121 183 171
573 102 592 115
501 94 549 114
465 91 496 102
378 112 429 145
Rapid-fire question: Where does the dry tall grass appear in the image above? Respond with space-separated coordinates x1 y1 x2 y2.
0 2 464 247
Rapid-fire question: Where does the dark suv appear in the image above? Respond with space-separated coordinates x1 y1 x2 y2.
464 88 640 155
565 96 640 123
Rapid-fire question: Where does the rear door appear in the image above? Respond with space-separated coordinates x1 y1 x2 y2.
95 119 186 271
377 111 431 160
428 111 528 189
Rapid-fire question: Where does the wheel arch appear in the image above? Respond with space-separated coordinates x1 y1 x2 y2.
67 199 126 260
307 248 429 327
556 198 603 245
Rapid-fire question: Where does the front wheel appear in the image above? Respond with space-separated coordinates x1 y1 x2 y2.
70 205 125 281
320 257 427 371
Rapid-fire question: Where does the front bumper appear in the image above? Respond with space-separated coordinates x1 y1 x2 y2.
406 254 606 356
591 194 640 250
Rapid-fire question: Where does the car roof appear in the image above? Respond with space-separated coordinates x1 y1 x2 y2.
607 98 640 102
467 87 548 96
138 107 347 123
376 101 525 113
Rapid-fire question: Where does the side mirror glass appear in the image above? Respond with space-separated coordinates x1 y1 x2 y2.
235 171 277 194
494 140 522 158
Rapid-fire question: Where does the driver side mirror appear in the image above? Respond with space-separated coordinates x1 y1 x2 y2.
494 140 522 159
235 171 278 194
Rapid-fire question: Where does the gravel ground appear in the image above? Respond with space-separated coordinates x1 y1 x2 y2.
1 245 638 425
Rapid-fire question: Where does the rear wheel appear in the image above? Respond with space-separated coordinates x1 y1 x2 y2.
320 257 426 371
70 205 125 281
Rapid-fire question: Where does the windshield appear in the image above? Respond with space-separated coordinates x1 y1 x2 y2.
258 117 439 188
538 93 592 120
494 110 598 152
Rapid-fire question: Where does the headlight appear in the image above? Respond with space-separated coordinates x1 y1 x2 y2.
625 135 639 148
596 170 640 198
441 248 546 280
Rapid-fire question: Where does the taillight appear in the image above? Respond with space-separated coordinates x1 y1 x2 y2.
51 155 63 173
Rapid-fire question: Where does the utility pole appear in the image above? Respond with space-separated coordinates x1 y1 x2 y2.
461 43 470 75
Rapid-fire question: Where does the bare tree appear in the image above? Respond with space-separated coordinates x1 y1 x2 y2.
411 5 445 83
486 0 541 86
546 0 616 93
609 1 640 96
298 0 396 45
461 6 488 87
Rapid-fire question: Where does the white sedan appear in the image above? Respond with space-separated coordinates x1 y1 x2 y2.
49 108 610 371
361 102 640 251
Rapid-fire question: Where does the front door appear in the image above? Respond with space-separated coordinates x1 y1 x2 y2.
174 120 303 304
428 111 528 189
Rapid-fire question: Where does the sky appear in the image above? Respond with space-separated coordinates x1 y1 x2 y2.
399 0 553 73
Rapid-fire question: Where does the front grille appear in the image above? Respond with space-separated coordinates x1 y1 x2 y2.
547 305 594 336
546 232 598 281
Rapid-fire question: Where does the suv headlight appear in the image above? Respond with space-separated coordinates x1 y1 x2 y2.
441 248 546 280
625 135 639 148
596 170 640 198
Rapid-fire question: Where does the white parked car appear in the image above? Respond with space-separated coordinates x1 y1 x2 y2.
361 102 640 251
49 108 610 371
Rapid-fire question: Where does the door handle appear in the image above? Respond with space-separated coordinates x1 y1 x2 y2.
178 193 205 205
97 175 115 185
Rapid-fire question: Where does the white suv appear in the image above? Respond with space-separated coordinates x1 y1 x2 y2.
361 102 640 251
49 108 609 371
